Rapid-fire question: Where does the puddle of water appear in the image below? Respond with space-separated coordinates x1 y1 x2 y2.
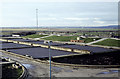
51 66 63 72
97 72 110 75
96 70 119 75
110 70 119 73
64 70 73 72
22 64 32 68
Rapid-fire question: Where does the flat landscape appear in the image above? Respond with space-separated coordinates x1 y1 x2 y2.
93 39 120 47
1 1 120 78
1 27 120 79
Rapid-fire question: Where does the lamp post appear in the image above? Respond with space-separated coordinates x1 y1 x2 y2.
48 41 51 79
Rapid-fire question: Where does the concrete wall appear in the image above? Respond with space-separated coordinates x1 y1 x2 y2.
0 39 7 41
32 44 41 46
1 38 90 54
73 49 90 54
13 41 19 43
40 44 49 48
50 46 71 52
18 42 32 46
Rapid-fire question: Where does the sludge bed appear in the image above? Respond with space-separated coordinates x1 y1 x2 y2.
52 50 120 65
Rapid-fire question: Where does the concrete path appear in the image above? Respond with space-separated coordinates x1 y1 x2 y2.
33 35 53 40
86 38 108 45
40 35 53 39
110 38 120 40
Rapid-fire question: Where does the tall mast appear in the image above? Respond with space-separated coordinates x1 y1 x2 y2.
36 9 38 28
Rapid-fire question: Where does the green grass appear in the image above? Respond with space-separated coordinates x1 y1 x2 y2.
43 35 101 42
2 65 23 79
22 34 47 38
84 38 101 43
93 39 120 47
43 35 78 42
16 68 23 78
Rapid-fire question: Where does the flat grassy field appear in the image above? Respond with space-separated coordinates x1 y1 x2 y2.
22 34 47 38
84 38 101 43
93 39 120 47
43 35 78 42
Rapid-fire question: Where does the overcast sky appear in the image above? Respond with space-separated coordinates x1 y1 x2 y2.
1 0 119 2
0 0 118 27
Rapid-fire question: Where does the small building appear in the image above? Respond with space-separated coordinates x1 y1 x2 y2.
70 40 84 43
70 36 84 43
12 34 20 37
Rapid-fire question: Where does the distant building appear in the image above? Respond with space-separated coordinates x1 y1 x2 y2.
70 40 84 43
12 34 20 37
70 36 84 43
